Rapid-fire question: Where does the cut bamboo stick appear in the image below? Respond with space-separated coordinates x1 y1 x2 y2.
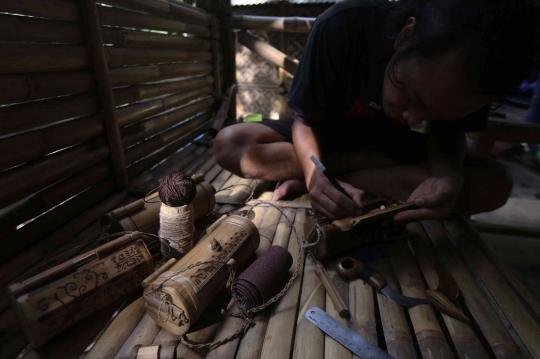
0 0 81 22
443 218 540 358
0 13 85 44
114 313 162 359
422 220 520 359
388 240 453 358
211 170 233 192
225 15 315 33
407 222 489 359
106 47 212 67
98 5 210 37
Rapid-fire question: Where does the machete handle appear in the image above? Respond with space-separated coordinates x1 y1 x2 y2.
335 257 387 291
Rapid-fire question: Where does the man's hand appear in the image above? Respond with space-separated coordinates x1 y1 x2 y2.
308 169 365 220
393 174 464 225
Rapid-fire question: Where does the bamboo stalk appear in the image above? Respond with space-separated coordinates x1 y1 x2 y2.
202 300 243 359
0 44 92 74
407 222 489 359
102 28 212 49
388 240 454 358
209 84 238 136
237 31 298 76
0 0 81 23
443 218 540 358
225 15 315 33
114 313 162 359
348 268 378 350
422 220 520 359
82 0 129 189
110 62 212 87
105 47 212 67
0 137 110 209
0 13 85 44
98 5 210 37
114 75 214 108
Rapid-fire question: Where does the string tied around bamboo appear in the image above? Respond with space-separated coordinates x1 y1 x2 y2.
158 172 197 260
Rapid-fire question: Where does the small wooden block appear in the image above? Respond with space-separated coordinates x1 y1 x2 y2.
137 344 160 359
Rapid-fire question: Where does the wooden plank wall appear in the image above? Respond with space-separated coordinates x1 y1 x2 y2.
0 0 226 356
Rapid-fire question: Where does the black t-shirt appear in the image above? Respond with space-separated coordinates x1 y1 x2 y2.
287 0 489 135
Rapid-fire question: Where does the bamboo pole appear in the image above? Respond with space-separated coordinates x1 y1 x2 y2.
105 47 212 67
182 148 214 175
0 14 85 44
0 0 82 23
237 31 298 76
407 222 490 359
114 75 213 109
204 164 222 183
175 323 220 359
110 62 212 87
443 218 540 358
82 0 129 189
214 174 242 202
211 170 233 192
114 313 162 359
98 6 210 37
209 84 237 136
0 137 110 209
348 267 378 350
225 15 315 33
102 28 212 49
209 15 222 100
422 220 520 359
202 300 243 359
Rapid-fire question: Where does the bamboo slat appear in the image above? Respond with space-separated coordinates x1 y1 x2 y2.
110 62 212 87
0 44 92 74
0 114 104 172
214 174 242 201
202 300 243 359
422 220 520 359
0 14 84 44
204 164 222 183
102 28 212 49
114 313 162 359
211 170 233 192
118 86 212 131
114 75 213 107
0 161 112 237
237 31 298 76
0 70 95 106
182 148 213 175
0 137 110 209
348 269 378 351
98 6 210 37
0 0 81 23
226 15 315 33
174 323 220 359
193 156 217 177
389 240 454 358
443 219 540 358
407 222 490 359
124 115 212 165
82 0 128 189
106 47 212 67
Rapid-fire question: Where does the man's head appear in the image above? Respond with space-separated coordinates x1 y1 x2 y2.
382 0 540 126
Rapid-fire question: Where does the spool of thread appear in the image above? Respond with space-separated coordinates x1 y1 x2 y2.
158 173 197 260
232 246 293 309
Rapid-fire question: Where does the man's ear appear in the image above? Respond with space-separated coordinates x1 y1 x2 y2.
394 17 417 52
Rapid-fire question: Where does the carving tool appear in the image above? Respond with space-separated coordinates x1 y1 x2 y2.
305 306 396 359
310 155 352 200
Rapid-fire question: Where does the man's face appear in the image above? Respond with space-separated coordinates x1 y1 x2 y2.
382 51 491 126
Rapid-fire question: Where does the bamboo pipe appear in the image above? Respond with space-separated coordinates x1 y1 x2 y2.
98 6 210 37
237 31 298 76
0 14 85 44
105 47 212 68
209 84 237 136
110 62 212 87
0 0 81 23
102 28 212 49
82 0 129 189
225 15 315 33
0 137 110 209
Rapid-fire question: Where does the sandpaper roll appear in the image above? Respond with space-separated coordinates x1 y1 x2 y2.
232 245 293 310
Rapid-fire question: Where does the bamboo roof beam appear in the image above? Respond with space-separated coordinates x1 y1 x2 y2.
225 15 315 33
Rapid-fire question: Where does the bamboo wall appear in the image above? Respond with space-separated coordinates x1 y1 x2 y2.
0 1 225 352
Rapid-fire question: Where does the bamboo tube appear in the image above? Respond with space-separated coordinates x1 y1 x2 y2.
348 267 378 348
226 15 315 33
214 174 242 202
82 0 129 189
0 114 104 172
114 75 213 107
98 6 210 37
114 313 162 359
110 62 211 87
0 44 92 74
370 257 417 359
0 14 85 44
211 170 233 192
0 161 111 236
0 136 110 211
204 164 222 183
443 219 540 357
407 222 489 359
0 0 81 23
106 47 212 68
209 84 238 136
422 220 520 359
102 28 212 49
237 31 298 76
0 180 115 264
389 240 454 358
123 114 213 165
0 93 99 137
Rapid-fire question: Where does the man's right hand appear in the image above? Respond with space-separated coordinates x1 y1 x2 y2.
307 169 365 220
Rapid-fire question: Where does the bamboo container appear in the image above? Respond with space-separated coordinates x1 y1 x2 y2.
388 240 453 358
102 177 215 235
110 62 212 87
0 0 81 23
422 220 519 359
106 47 211 68
0 13 84 44
8 232 159 347
144 215 260 335
407 222 489 359
226 15 315 33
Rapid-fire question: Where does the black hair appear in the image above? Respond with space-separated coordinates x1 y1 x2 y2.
385 0 540 97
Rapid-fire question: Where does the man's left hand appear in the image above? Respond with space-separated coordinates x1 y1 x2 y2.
393 174 464 225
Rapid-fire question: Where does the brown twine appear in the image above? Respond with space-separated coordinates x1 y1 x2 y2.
158 172 197 207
